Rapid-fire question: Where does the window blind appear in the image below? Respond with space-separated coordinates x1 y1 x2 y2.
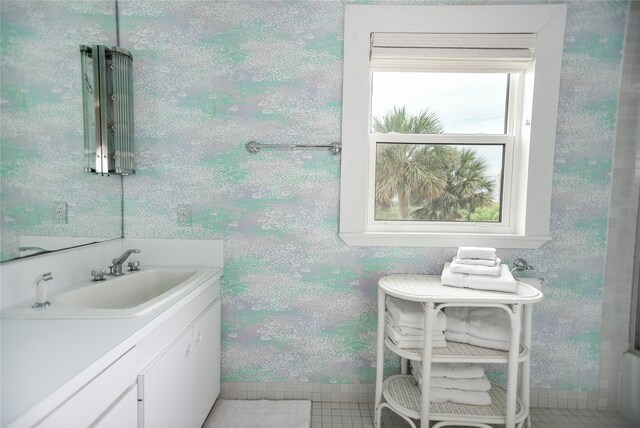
370 32 536 72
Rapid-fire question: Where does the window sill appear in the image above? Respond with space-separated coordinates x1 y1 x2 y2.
339 232 550 249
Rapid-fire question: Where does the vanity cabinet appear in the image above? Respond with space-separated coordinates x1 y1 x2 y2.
7 273 223 428
39 347 138 427
138 300 221 428
374 275 543 428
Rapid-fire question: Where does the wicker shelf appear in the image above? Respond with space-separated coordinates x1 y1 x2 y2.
382 375 527 425
375 275 543 428
384 337 529 363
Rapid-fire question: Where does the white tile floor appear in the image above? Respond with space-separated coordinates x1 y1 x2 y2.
310 402 640 428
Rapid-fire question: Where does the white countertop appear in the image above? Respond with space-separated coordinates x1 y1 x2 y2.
1 266 223 426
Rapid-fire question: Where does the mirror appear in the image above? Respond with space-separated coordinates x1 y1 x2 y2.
0 1 123 263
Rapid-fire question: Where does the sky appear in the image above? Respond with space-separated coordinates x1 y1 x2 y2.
371 71 507 195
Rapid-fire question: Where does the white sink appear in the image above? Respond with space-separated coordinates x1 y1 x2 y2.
2 267 214 319
56 269 198 310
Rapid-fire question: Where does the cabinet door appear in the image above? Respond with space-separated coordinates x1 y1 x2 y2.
40 348 137 428
189 300 221 427
138 329 192 427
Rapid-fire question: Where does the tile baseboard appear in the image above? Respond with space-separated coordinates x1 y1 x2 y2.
220 382 602 410
220 382 375 403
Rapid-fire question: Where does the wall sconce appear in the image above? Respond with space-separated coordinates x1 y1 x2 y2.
80 45 135 175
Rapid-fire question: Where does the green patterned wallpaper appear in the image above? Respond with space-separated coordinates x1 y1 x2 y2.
1 0 629 391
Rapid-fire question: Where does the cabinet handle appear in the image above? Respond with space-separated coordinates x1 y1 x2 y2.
195 333 203 345
185 344 193 357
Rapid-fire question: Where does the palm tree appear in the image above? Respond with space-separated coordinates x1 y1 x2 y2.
373 107 496 221
372 106 443 134
411 148 495 221
373 107 445 219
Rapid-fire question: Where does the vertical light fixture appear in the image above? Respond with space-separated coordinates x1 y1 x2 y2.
80 45 135 175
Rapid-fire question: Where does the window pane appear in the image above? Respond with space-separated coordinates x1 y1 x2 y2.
374 143 504 222
371 72 509 134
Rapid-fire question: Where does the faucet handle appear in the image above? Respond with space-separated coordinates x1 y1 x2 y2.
91 269 106 281
128 260 140 272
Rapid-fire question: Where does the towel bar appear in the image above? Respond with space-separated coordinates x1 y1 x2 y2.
245 141 341 155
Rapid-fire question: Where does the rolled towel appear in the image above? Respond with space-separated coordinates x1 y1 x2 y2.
452 256 501 267
449 259 502 276
386 296 447 331
385 323 447 348
456 247 497 261
413 361 485 379
441 263 518 293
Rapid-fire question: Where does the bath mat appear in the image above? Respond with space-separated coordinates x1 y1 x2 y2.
204 399 311 428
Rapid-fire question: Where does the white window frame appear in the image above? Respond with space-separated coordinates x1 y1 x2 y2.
339 4 567 248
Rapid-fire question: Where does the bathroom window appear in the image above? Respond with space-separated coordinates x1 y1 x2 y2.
339 4 567 247
370 70 515 230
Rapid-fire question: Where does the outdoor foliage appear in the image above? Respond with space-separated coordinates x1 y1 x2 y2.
374 107 497 222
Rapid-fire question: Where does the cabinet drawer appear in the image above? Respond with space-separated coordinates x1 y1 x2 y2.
39 347 137 427
93 385 137 428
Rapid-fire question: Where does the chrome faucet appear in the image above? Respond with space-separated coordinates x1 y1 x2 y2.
109 249 141 276
32 272 54 309
511 258 534 273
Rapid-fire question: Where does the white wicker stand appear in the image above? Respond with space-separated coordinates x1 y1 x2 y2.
374 275 543 428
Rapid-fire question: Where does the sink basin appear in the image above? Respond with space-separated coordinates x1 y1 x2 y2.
55 269 198 310
2 267 216 319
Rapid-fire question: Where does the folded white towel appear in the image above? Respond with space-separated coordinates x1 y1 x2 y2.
429 387 492 406
386 316 445 339
449 259 502 276
452 256 501 267
386 296 447 331
384 313 422 336
456 247 497 261
412 373 491 392
441 263 518 293
386 324 447 348
412 361 485 379
445 331 511 351
444 307 512 351
445 307 511 342
430 375 491 391
410 361 491 390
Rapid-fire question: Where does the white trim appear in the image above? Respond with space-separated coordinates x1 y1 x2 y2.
371 32 537 49
340 232 550 248
339 4 566 248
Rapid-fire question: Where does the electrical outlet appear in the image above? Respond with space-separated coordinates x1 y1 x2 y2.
177 204 191 226
54 201 67 224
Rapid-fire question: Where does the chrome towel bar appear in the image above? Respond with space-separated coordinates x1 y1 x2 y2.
245 141 342 155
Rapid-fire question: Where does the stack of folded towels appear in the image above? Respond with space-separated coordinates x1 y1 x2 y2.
444 307 511 351
441 247 518 293
410 361 492 406
385 296 447 348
